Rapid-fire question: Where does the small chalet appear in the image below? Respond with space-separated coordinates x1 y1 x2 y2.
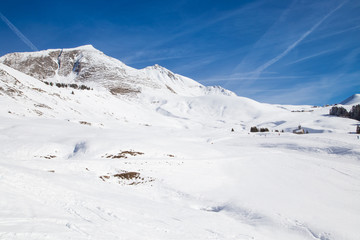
293 125 305 134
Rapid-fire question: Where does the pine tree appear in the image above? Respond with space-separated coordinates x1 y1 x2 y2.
329 106 349 117
349 105 360 121
250 126 259 132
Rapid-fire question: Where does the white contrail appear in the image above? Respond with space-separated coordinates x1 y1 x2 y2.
286 48 337 65
0 12 38 51
254 1 347 75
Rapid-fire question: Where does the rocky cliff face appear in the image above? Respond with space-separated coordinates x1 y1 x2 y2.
1 51 59 80
0 45 235 97
0 45 139 95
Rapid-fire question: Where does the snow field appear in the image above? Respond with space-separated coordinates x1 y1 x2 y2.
1 117 360 240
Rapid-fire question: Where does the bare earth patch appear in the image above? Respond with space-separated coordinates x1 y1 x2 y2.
109 87 140 95
113 172 140 180
79 121 91 126
36 155 57 159
102 150 144 159
100 171 154 185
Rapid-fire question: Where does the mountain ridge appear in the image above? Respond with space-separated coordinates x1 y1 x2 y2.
0 45 235 98
0 45 358 134
340 94 360 105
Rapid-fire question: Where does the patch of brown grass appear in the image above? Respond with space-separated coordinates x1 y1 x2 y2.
33 109 43 116
113 172 140 180
79 121 91 126
103 150 144 159
34 103 52 109
99 170 155 185
39 155 56 159
99 175 110 181
32 88 45 93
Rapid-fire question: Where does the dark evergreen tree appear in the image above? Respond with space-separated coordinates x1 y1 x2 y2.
349 105 360 121
329 106 349 117
250 126 259 132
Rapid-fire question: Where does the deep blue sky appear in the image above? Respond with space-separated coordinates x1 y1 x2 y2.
0 0 359 105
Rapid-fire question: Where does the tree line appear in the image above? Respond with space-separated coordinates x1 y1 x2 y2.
43 81 92 91
329 105 360 121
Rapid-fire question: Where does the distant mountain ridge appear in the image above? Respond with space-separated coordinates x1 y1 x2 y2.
0 45 235 98
340 94 360 105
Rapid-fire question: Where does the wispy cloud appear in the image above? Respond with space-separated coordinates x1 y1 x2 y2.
252 1 347 76
172 56 218 74
0 12 38 51
124 1 263 65
150 2 262 49
124 51 190 65
285 48 338 65
305 24 360 43
200 74 304 84
235 71 360 105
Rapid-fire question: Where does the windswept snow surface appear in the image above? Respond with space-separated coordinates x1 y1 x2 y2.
1 47 360 239
1 115 360 240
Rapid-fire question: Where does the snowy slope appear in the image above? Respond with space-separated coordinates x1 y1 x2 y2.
340 94 360 105
0 113 359 240
0 63 166 126
1 46 360 240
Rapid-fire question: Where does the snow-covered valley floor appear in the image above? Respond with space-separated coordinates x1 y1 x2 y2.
1 117 359 240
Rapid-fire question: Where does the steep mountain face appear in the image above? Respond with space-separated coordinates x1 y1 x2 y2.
0 45 234 97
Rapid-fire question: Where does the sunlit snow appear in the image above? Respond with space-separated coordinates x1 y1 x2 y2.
0 46 359 240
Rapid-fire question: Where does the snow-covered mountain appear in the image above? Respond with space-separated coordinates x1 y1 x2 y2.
0 45 357 132
340 94 360 105
0 45 282 130
0 45 234 97
1 46 360 240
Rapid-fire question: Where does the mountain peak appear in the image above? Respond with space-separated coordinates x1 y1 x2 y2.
37 44 99 52
340 94 360 105
146 64 169 71
76 44 95 49
0 45 236 98
65 44 99 52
